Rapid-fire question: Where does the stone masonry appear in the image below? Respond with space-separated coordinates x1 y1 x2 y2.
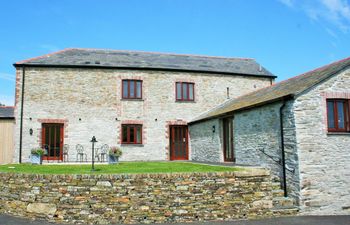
190 67 350 215
190 118 223 162
189 101 300 204
14 67 272 163
0 168 297 224
293 68 350 215
233 101 300 203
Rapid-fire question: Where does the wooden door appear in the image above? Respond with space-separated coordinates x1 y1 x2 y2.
42 123 64 161
170 126 188 160
223 117 234 162
0 120 14 164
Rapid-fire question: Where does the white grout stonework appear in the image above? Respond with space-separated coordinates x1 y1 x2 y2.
14 67 271 163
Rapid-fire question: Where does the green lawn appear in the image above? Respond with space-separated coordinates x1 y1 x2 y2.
0 162 241 174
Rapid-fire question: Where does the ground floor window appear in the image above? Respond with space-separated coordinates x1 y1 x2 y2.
122 124 142 144
327 99 349 132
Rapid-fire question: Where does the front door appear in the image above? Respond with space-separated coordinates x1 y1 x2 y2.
170 125 189 160
223 117 234 162
42 123 64 161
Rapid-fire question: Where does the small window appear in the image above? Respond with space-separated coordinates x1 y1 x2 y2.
122 124 142 144
122 80 142 99
326 99 349 132
176 82 194 101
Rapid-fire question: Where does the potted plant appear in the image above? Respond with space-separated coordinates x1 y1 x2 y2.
108 146 122 164
31 148 45 165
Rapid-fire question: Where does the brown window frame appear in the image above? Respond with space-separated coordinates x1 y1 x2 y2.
122 80 142 99
121 124 143 144
176 82 195 101
326 99 350 132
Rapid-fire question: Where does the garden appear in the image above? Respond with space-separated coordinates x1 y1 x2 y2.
0 161 241 174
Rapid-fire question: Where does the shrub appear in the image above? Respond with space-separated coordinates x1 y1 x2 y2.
109 146 122 157
31 148 45 156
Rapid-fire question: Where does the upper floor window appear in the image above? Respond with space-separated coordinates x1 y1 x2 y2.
327 99 349 132
122 80 142 99
122 124 142 144
176 82 194 101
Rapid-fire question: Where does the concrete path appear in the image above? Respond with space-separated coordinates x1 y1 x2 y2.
1 214 349 225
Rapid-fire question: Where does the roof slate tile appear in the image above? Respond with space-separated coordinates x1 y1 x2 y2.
14 48 275 77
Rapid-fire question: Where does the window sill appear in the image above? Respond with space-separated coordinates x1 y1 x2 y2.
121 99 144 101
327 132 350 135
175 100 196 103
121 144 144 147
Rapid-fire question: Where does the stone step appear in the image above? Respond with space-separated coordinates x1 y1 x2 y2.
272 189 285 197
273 197 294 207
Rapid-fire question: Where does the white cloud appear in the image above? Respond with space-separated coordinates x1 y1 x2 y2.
278 0 350 32
0 95 14 106
0 72 15 82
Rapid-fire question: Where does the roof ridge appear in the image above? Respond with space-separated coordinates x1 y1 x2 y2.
273 56 350 88
61 47 256 61
0 106 15 108
236 56 350 98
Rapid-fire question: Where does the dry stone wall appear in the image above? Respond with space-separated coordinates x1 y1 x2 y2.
0 169 292 224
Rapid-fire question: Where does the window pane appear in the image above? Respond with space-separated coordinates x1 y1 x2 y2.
176 83 181 100
122 126 128 142
189 84 194 100
182 83 188 100
122 81 128 98
136 81 142 98
130 81 135 98
337 101 345 129
327 101 335 129
136 126 142 144
130 127 135 143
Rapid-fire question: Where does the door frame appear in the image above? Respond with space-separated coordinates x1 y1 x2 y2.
169 125 189 161
222 117 235 162
41 123 64 161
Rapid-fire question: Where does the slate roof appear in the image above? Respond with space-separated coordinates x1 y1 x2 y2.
14 48 275 77
190 56 350 124
0 107 15 119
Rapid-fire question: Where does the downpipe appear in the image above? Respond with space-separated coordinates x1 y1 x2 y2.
279 100 287 197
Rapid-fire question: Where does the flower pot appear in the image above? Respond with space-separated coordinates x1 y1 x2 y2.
108 155 119 164
31 154 42 165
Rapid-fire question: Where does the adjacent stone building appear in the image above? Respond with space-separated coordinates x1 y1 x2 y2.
189 57 350 215
0 107 15 164
13 48 275 163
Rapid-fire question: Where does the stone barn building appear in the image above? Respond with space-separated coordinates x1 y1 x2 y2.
13 48 275 163
189 57 350 215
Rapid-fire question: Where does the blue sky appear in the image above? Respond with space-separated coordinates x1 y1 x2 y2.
1 0 350 105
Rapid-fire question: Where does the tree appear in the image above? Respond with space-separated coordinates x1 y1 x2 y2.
0 102 5 106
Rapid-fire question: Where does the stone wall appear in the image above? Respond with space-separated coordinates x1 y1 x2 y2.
14 67 272 163
189 118 223 162
293 68 350 215
0 169 291 224
233 101 300 202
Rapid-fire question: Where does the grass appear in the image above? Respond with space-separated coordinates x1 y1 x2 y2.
0 162 241 175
